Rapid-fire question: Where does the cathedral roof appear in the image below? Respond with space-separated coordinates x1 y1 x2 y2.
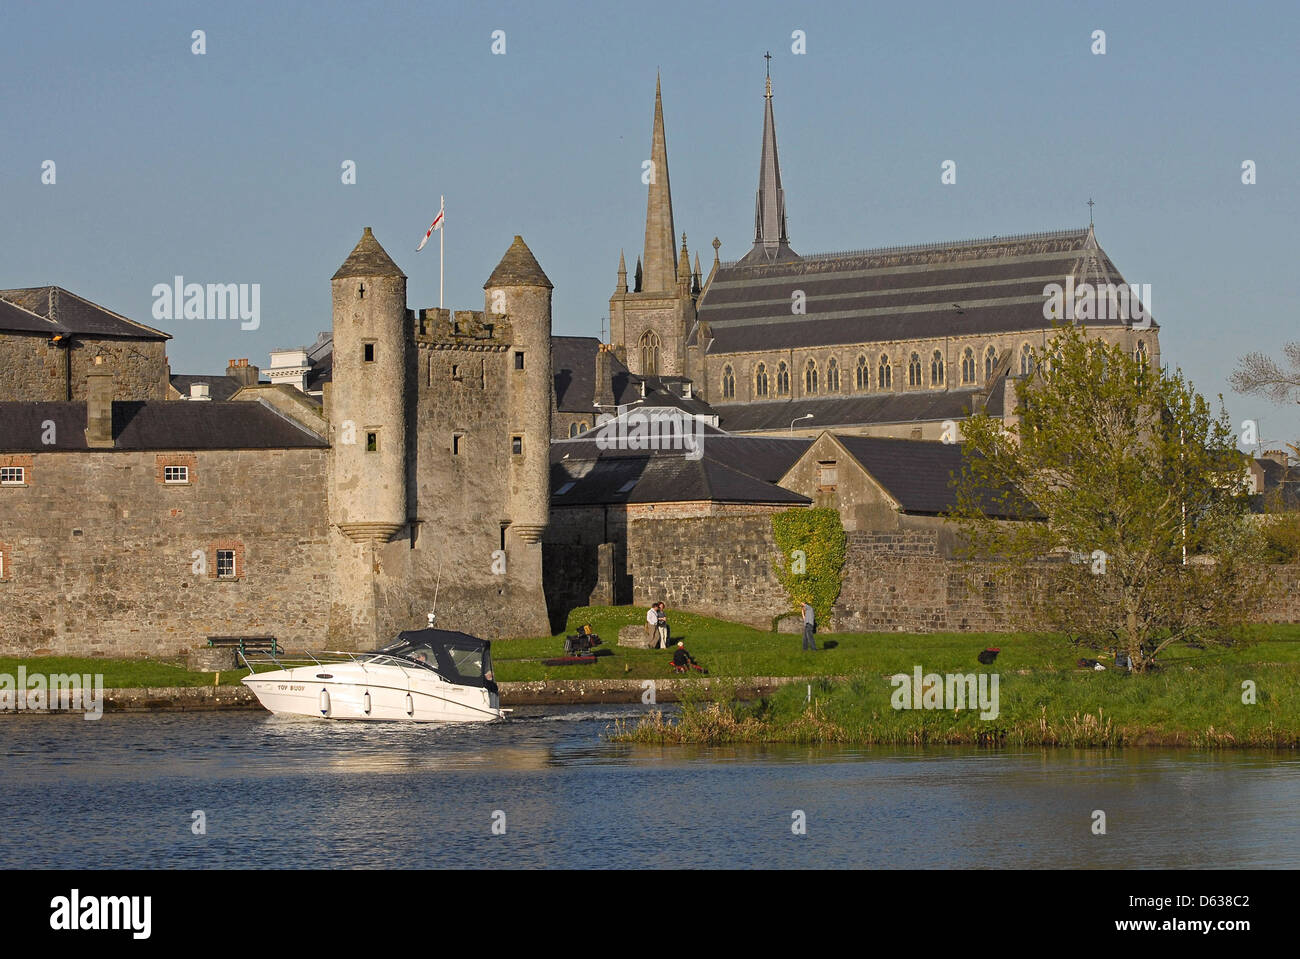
332 227 406 280
717 385 1002 433
695 228 1152 354
0 286 170 340
485 235 553 290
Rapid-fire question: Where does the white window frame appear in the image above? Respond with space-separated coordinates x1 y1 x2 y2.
163 465 189 485
215 549 237 579
0 466 25 486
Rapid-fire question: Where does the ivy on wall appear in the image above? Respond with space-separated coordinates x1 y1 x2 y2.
771 507 847 626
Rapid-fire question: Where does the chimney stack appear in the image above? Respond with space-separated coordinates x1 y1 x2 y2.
595 343 615 410
190 382 211 401
86 356 114 449
226 358 261 387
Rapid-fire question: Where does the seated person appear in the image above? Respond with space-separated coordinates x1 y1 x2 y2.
672 641 704 673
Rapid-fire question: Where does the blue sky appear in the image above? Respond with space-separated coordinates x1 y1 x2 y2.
2 0 1297 446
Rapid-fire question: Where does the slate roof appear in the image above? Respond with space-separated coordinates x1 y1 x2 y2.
695 228 1152 354
169 373 243 402
0 287 170 340
553 336 604 412
830 434 1038 519
332 227 405 280
484 235 552 290
551 431 810 506
0 401 327 451
719 385 1002 433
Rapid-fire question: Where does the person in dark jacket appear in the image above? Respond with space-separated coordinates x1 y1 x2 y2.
672 641 706 674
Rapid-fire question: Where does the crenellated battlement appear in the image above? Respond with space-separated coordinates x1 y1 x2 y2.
413 307 514 348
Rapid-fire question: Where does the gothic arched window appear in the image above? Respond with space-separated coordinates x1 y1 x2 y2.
856 355 868 391
755 362 768 398
722 365 735 399
568 422 580 438
804 359 818 395
827 358 840 392
984 345 998 381
908 352 922 387
961 347 976 385
639 330 661 375
776 361 790 396
931 350 945 387
878 353 892 390
1020 343 1035 376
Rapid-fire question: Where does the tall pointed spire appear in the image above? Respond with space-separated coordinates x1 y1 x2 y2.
615 249 628 293
741 64 797 265
642 73 678 291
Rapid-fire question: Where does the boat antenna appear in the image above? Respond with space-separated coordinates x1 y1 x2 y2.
428 559 444 627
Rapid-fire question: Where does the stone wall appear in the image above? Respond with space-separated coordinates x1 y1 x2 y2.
0 448 330 657
0 333 168 402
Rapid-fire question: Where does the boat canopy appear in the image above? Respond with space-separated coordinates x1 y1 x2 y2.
375 628 497 691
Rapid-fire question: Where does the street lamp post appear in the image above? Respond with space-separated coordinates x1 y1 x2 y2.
790 413 814 433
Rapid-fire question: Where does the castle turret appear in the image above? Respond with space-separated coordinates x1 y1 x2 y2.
484 236 552 547
329 227 408 545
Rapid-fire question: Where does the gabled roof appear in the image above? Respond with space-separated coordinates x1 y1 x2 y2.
0 401 327 452
718 386 1001 433
332 227 405 280
169 373 242 402
553 336 606 412
695 228 1151 354
827 434 1038 519
484 235 552 290
0 287 170 340
551 430 811 507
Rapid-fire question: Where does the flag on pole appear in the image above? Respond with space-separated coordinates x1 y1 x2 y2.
416 205 444 252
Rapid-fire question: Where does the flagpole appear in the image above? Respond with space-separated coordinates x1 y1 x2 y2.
439 195 444 309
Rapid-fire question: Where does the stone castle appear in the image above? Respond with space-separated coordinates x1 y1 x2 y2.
2 72 1294 657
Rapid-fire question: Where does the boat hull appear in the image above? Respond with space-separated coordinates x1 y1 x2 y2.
242 663 503 723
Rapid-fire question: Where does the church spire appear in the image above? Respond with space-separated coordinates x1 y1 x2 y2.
742 61 797 264
642 73 678 291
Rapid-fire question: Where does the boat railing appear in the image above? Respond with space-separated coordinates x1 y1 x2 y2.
238 648 436 677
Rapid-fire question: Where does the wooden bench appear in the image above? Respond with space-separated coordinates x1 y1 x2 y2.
206 636 282 656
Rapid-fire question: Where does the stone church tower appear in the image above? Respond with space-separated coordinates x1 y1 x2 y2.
610 75 699 378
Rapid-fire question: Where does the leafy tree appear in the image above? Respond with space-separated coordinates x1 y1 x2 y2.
772 507 847 626
951 324 1268 672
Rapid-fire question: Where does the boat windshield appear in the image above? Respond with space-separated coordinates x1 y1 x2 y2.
369 629 497 690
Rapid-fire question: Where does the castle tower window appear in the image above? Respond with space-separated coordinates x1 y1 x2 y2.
451 363 461 380
1020 343 1035 376
215 549 237 579
878 353 892 390
754 362 768 398
722 365 735 399
826 357 840 392
908 352 922 388
1 467 25 486
452 433 464 455
511 435 523 455
163 465 189 485
804 359 818 395
985 345 997 381
776 361 790 396
363 342 375 363
0 547 6 580
931 350 945 387
365 431 379 453
856 355 868 391
514 351 525 371
961 347 976 385
639 331 660 375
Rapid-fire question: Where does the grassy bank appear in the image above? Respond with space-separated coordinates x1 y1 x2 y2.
612 662 1300 749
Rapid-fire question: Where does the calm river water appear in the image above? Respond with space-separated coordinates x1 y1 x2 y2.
2 705 1297 869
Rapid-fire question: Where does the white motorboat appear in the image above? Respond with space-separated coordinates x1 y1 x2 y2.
240 627 506 723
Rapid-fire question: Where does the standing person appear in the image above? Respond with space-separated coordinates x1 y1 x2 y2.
654 602 670 649
801 601 817 651
645 602 659 645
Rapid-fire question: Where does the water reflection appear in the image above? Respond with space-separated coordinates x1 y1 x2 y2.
0 706 1296 869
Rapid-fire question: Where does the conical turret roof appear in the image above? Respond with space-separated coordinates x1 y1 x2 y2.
332 227 405 280
484 235 553 289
